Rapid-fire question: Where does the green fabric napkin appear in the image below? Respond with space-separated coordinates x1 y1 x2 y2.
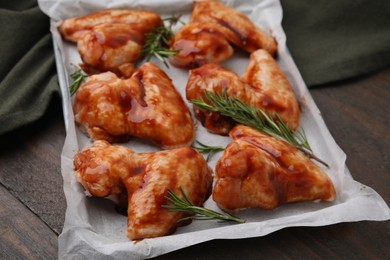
0 1 59 136
0 0 389 136
281 0 390 86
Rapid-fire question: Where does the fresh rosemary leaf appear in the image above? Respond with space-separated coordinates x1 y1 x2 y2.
191 90 328 167
162 188 245 224
69 68 87 96
141 15 182 68
192 141 224 161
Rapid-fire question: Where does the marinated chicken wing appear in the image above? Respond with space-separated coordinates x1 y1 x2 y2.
59 9 162 42
59 10 162 77
186 49 300 135
73 62 195 149
74 140 213 240
169 22 234 68
169 1 277 68
213 125 336 211
77 23 145 77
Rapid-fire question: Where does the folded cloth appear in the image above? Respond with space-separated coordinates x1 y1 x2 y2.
1 0 389 135
281 0 390 86
0 1 59 136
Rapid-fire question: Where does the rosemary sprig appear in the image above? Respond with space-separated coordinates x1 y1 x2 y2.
162 188 245 223
191 90 328 167
192 141 224 161
69 68 87 95
141 15 182 67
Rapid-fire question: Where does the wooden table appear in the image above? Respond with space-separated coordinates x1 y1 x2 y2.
0 67 389 259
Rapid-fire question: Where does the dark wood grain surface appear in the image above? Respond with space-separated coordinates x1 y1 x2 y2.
0 67 389 259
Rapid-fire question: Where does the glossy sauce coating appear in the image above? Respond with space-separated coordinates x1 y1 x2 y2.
74 140 213 240
73 63 195 149
77 23 144 77
213 126 336 210
59 10 162 77
190 1 277 54
169 1 277 68
186 49 300 135
59 9 162 42
169 22 234 68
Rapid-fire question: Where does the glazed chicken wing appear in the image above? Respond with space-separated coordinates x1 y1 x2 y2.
169 1 277 68
59 9 162 42
186 49 300 135
213 125 336 211
190 0 277 54
74 140 213 240
73 62 195 149
77 23 145 77
59 10 162 77
168 22 234 68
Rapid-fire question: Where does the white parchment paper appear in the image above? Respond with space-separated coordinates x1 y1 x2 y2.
38 0 390 259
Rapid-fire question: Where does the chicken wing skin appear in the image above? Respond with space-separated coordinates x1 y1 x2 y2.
74 140 213 240
73 63 195 149
77 23 145 77
190 0 277 54
59 9 162 42
169 22 234 68
213 125 336 211
59 10 162 77
186 49 300 135
169 1 277 68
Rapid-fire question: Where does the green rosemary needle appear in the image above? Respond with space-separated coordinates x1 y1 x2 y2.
162 188 245 224
69 68 87 96
141 15 182 67
192 141 224 161
191 90 328 167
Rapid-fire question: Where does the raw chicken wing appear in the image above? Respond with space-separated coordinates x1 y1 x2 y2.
169 1 277 68
59 10 162 77
73 63 195 149
190 0 277 54
77 23 145 77
213 125 336 210
186 49 300 135
74 140 213 240
169 22 234 68
59 9 162 42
